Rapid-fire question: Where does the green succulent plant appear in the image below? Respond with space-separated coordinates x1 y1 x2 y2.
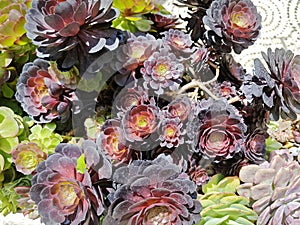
27 123 63 155
197 174 258 225
0 106 26 184
238 151 300 225
0 0 35 64
0 0 31 48
0 175 31 216
112 0 167 32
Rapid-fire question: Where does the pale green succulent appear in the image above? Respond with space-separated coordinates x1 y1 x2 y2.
0 106 25 184
197 174 258 225
0 0 31 48
27 123 63 155
238 150 300 225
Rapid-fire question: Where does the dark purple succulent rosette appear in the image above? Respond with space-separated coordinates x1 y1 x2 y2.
103 155 201 225
159 117 186 149
112 86 149 116
114 33 161 86
241 48 300 120
121 98 161 151
141 47 184 95
188 165 210 187
164 95 193 123
25 0 121 70
117 34 162 71
29 140 112 225
176 0 213 42
187 98 247 160
212 152 249 176
203 0 262 53
97 119 138 165
243 128 266 163
219 53 246 87
162 29 194 57
15 58 76 123
213 81 238 99
147 13 179 32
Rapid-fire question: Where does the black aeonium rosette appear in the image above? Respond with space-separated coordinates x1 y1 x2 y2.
30 140 112 225
203 0 262 53
187 98 247 160
242 48 300 120
25 0 122 71
104 155 201 225
15 58 77 123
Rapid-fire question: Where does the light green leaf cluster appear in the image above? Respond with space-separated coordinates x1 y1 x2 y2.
112 0 167 32
197 174 258 225
0 106 26 184
28 123 63 155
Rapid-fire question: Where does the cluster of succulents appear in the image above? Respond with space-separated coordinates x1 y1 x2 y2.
0 0 300 225
238 150 300 224
198 174 258 225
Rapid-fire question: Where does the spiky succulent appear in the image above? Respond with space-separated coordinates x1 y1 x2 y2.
104 155 201 225
238 151 300 225
242 48 300 120
187 98 247 160
203 0 262 53
15 59 78 123
11 142 46 175
141 47 184 95
197 174 258 225
25 0 121 70
30 140 112 225
0 176 31 216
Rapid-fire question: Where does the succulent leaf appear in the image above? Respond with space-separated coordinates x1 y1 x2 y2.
198 174 257 225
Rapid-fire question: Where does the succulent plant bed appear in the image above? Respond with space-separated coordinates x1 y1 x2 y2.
0 0 300 225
